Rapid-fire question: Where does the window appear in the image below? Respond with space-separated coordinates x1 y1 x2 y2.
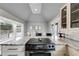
15 24 24 41
30 25 41 31
0 16 24 43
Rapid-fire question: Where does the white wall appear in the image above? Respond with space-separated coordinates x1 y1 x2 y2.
25 14 49 37
16 15 49 44
0 9 24 23
26 21 48 33
0 9 27 34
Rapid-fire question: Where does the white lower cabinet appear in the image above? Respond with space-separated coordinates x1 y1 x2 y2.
0 45 1 55
2 46 24 52
2 52 24 56
68 47 79 56
1 45 25 56
52 44 66 56
1 44 67 56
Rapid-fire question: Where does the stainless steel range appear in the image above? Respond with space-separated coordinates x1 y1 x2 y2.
25 38 55 56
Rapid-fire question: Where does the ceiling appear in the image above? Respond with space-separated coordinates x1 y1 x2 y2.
0 3 64 22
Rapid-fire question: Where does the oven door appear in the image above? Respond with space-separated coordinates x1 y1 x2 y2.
30 52 51 56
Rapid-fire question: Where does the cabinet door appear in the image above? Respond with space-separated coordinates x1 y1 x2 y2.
61 6 67 28
53 45 66 56
68 47 79 56
2 46 24 52
71 3 79 28
2 52 24 56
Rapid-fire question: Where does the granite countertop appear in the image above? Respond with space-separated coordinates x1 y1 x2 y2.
64 39 79 50
0 43 26 46
54 39 67 45
59 38 79 50
0 36 29 46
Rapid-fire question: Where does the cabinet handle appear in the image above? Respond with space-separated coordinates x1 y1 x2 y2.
8 54 18 56
8 48 17 50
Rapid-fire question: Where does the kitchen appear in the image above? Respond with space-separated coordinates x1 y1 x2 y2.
0 3 79 56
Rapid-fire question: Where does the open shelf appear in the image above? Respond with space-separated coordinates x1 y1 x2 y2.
72 8 79 14
72 19 79 23
62 15 67 19
62 23 66 24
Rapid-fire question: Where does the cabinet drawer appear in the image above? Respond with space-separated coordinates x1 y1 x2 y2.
2 52 25 56
2 46 25 52
55 45 66 51
53 50 66 56
53 45 66 56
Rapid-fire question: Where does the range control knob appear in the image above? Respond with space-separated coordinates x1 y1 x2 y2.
52 45 54 47
49 45 51 48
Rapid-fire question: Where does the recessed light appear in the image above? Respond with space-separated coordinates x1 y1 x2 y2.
35 9 38 11
30 26 32 30
29 3 41 14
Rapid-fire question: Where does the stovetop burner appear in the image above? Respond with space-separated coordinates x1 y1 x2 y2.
26 38 52 44
25 38 55 51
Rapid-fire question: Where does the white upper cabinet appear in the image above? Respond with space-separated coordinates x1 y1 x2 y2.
70 3 79 28
61 4 67 29
59 3 79 41
60 3 79 29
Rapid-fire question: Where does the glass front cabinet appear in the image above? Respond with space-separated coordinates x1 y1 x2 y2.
60 3 79 29
71 3 79 28
61 5 67 28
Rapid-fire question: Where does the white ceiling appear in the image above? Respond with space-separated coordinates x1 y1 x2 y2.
29 3 42 14
0 3 64 22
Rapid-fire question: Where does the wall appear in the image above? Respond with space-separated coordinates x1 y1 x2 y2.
58 4 79 56
26 21 48 33
25 14 49 37
16 14 50 44
0 9 25 23
48 4 79 42
0 9 27 33
0 9 27 44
